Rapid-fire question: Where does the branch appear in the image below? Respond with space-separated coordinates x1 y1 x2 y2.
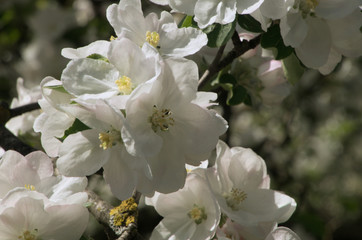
10 102 40 118
198 32 261 90
0 101 39 155
86 190 144 240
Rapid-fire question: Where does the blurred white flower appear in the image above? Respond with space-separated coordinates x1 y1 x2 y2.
5 78 42 137
151 0 264 28
146 173 220 240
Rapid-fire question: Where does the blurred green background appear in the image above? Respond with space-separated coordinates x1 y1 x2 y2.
1 0 361 239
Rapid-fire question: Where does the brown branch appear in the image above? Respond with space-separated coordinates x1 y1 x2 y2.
198 32 261 90
86 189 144 240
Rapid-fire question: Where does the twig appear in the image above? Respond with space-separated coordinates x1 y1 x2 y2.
198 32 261 90
86 190 118 240
9 102 40 118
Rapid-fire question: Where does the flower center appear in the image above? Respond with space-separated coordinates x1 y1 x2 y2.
145 31 160 48
18 229 38 240
298 0 319 17
149 105 175 132
223 188 247 211
24 184 35 191
115 76 133 95
187 204 207 224
99 131 122 150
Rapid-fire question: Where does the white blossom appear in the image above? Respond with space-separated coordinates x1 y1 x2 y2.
206 141 296 226
146 173 220 240
106 0 207 57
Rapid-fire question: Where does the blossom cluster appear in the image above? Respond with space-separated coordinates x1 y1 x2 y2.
0 150 88 239
2 0 360 238
146 141 299 239
36 0 227 200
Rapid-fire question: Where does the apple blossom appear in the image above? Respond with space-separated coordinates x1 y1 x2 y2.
146 173 220 240
0 150 88 204
151 0 265 28
106 0 208 57
206 141 296 226
121 57 227 193
0 189 88 240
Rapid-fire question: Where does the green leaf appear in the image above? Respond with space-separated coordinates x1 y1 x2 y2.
237 14 264 33
227 85 250 106
58 118 90 142
87 53 109 63
206 20 236 48
43 85 68 94
282 53 305 85
218 73 237 87
261 24 293 60
179 15 193 28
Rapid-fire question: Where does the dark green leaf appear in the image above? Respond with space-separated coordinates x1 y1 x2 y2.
227 85 249 105
237 14 264 33
58 118 90 142
261 24 293 59
87 53 109 63
282 53 305 85
206 20 236 48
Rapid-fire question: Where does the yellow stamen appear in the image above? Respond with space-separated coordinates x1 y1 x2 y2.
115 76 133 95
299 0 319 16
18 230 37 240
110 35 117 41
223 188 247 211
99 132 114 150
24 184 35 191
187 204 207 224
146 31 160 48
149 105 175 132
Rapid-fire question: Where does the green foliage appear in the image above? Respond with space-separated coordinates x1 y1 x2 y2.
58 119 90 142
178 15 236 48
43 84 69 94
179 15 196 28
216 73 252 106
205 20 236 48
87 53 110 63
237 14 264 33
282 53 305 85
261 24 293 60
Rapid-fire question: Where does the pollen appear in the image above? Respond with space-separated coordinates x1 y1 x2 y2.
299 0 319 17
24 184 35 191
149 105 175 133
115 76 133 95
110 35 117 41
18 229 38 240
223 188 247 211
146 31 160 48
187 204 207 224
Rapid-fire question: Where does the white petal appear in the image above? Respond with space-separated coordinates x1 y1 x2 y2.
57 129 110 176
280 13 308 48
61 40 110 59
295 17 331 68
61 58 119 98
315 0 360 19
236 0 264 14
